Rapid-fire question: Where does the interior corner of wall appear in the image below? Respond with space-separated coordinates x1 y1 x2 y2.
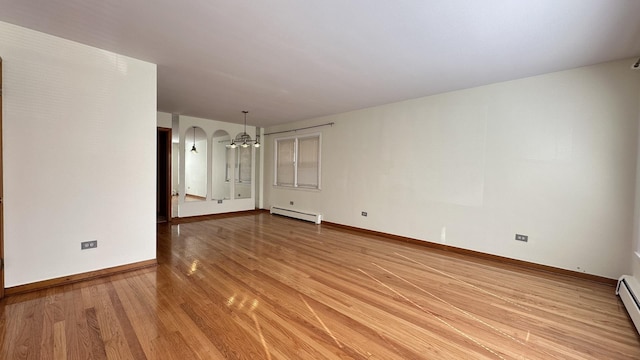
632 252 640 277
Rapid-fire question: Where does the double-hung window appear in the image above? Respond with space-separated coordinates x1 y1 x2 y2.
237 146 252 183
274 134 321 189
225 146 252 183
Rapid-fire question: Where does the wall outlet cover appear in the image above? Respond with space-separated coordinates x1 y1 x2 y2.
81 240 98 250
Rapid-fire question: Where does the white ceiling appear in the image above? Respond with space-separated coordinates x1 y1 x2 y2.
0 0 639 127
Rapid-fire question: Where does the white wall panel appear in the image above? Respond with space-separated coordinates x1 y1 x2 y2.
0 21 157 286
157 111 172 128
264 59 640 279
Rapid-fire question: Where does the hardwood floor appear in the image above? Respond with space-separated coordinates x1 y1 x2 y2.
0 213 638 359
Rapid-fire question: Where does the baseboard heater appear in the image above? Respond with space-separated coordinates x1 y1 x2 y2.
616 275 640 334
270 206 322 224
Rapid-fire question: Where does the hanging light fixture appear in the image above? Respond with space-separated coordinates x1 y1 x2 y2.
190 126 198 153
226 110 260 149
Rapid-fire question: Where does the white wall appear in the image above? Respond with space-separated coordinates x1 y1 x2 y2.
157 111 172 128
0 21 157 286
264 59 640 279
633 81 640 280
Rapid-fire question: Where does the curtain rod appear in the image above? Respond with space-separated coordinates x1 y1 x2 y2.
263 122 334 136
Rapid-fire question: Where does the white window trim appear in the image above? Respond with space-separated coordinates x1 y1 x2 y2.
225 146 253 184
273 132 322 190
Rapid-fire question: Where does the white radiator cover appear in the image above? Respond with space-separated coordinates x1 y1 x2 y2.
270 206 322 224
616 275 640 334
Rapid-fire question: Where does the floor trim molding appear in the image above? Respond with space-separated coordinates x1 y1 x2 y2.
5 259 158 296
322 221 616 286
170 209 262 224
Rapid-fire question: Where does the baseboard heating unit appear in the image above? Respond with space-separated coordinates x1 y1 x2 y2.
270 206 322 225
616 275 640 334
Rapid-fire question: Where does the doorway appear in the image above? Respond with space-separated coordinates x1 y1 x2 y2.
157 127 171 223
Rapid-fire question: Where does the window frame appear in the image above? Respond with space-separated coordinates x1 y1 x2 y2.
225 146 252 184
273 133 322 190
236 145 252 184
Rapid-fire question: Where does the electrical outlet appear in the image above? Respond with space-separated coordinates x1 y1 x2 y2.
515 234 528 242
81 240 98 250
361 211 368 217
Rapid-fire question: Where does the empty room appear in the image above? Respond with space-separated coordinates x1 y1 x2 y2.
0 1 640 359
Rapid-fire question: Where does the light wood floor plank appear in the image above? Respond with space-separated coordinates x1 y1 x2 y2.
53 320 66 360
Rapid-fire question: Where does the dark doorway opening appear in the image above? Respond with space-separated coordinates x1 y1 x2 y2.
157 127 171 223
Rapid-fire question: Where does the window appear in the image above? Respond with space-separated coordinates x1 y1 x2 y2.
237 146 252 183
226 146 252 183
274 134 321 189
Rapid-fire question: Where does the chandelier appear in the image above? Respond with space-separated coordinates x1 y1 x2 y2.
227 111 260 148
